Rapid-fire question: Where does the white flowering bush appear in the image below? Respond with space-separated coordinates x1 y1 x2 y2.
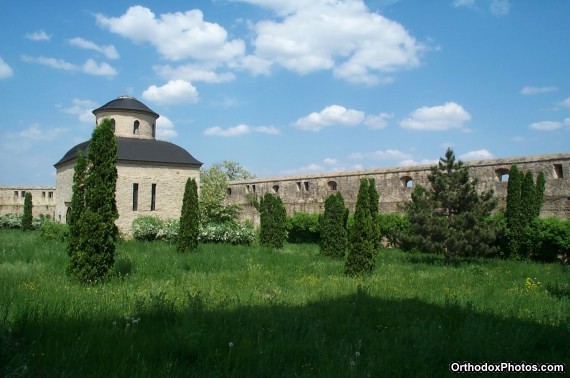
0 214 23 229
132 216 164 241
199 221 255 245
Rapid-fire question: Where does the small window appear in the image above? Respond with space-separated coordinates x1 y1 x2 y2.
133 183 139 211
110 118 116 132
246 185 250 194
296 182 302 192
48 191 53 198
252 184 256 193
401 176 413 189
227 188 232 196
151 184 157 211
66 207 71 224
272 185 279 194
134 120 140 135
327 181 337 190
495 168 510 182
303 182 309 191
554 164 563 179
14 191 18 197
42 191 46 198
21 191 26 197
152 124 156 138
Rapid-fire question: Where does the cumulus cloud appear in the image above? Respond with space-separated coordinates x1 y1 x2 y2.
154 64 235 83
204 124 279 137
156 115 178 140
60 98 97 123
294 105 365 131
21 55 117 76
142 80 199 105
17 123 68 141
559 97 570 108
400 102 471 131
349 149 411 161
520 86 557 95
399 158 439 166
490 0 511 16
242 0 426 84
69 37 119 60
364 113 392 129
25 30 51 41
452 0 476 7
96 6 245 63
529 121 562 131
459 149 494 161
0 57 14 79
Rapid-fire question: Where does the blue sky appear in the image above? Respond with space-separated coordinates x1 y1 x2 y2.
1 0 569 186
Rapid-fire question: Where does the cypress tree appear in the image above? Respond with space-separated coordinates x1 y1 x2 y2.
177 178 200 253
67 151 87 258
505 165 523 257
22 192 33 231
368 178 381 250
319 192 348 258
67 118 118 283
344 179 376 276
533 172 546 218
259 192 287 248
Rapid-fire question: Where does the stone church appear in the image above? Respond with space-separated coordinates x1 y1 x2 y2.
54 96 202 234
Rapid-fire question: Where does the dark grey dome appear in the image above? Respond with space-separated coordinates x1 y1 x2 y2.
92 96 159 118
55 137 202 167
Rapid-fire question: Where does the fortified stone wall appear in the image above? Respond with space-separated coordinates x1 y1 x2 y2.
225 153 570 226
0 186 56 218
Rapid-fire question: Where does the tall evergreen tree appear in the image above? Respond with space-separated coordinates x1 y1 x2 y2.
368 178 381 250
177 178 200 253
319 192 348 258
259 192 287 248
22 192 33 231
403 148 497 261
345 179 376 276
504 164 523 257
533 172 546 218
66 151 87 258
521 171 536 226
67 118 118 283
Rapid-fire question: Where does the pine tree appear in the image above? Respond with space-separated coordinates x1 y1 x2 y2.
345 179 376 276
403 148 497 261
66 151 87 258
319 192 348 258
22 192 33 231
259 192 287 248
504 165 523 257
177 178 200 253
533 172 546 218
67 118 118 283
368 178 381 250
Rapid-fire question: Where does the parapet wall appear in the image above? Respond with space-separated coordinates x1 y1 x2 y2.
0 186 56 218
225 153 570 226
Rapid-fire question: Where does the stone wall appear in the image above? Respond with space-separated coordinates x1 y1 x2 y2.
0 186 56 218
225 153 570 226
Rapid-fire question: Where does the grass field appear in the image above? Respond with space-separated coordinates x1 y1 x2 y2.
1 229 568 377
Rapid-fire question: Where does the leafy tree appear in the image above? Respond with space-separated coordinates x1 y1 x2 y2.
22 192 33 231
216 160 256 180
67 118 118 283
368 178 381 250
345 179 376 276
178 178 200 253
402 148 498 261
259 192 287 248
67 151 87 257
320 192 348 258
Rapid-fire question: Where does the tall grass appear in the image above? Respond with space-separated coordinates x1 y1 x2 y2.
1 230 568 377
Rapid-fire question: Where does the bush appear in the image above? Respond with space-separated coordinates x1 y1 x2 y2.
378 213 410 248
532 217 570 262
41 221 69 242
319 192 348 258
132 216 164 241
0 214 22 229
286 212 320 244
259 193 287 249
199 221 255 245
178 178 200 253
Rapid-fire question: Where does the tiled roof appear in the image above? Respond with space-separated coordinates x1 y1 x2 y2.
92 96 159 118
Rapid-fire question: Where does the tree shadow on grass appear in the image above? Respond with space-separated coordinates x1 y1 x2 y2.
404 253 493 268
4 287 568 377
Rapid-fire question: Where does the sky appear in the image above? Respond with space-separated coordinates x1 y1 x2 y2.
1 0 569 186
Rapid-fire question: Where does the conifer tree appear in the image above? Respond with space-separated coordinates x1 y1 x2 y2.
533 172 546 218
67 118 118 283
66 151 87 258
521 171 536 226
345 179 376 276
368 178 381 250
177 178 200 253
504 165 523 257
22 192 33 231
319 192 348 258
259 192 287 248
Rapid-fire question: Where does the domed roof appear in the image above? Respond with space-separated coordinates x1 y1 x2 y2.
55 137 202 168
92 96 159 118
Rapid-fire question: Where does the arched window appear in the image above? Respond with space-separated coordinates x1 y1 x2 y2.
327 181 337 190
65 207 72 224
227 188 232 196
110 118 116 132
152 123 156 138
495 168 509 182
401 176 413 189
134 120 140 135
272 185 279 194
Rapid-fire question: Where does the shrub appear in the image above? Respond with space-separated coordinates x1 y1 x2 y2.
259 193 287 249
41 221 69 242
199 221 255 245
378 213 410 248
532 217 570 262
178 178 200 253
0 214 22 229
319 192 348 258
132 216 166 241
286 212 320 244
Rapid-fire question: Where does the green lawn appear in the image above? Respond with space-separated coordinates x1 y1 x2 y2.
1 230 568 377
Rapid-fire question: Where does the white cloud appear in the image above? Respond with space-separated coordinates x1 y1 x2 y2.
459 149 494 161
490 0 511 16
25 30 51 41
280 163 325 176
564 118 570 127
294 105 365 131
520 86 557 95
0 57 13 79
244 0 426 85
364 113 392 129
154 64 235 83
349 149 411 161
156 115 178 140
559 97 570 108
529 121 562 131
323 158 338 165
399 158 438 166
69 37 119 60
61 98 97 123
452 0 475 8
96 6 245 63
142 80 199 105
204 124 279 137
21 55 116 76
400 102 471 131
18 123 68 141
